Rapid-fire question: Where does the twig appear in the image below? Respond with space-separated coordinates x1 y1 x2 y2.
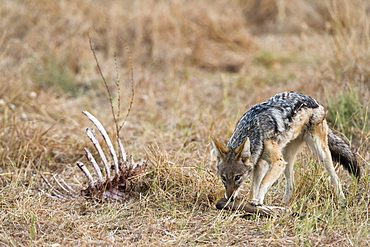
88 31 118 132
114 52 121 135
118 45 135 134
88 33 134 140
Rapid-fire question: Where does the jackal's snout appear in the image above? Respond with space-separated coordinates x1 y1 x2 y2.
223 178 241 201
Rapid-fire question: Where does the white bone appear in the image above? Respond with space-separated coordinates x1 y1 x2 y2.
77 162 94 188
84 147 103 183
85 128 111 180
83 111 119 175
117 137 127 162
52 174 76 196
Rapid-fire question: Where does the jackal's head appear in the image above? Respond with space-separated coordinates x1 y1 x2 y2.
212 138 253 201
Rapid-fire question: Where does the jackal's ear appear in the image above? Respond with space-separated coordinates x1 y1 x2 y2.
235 138 251 162
211 138 229 159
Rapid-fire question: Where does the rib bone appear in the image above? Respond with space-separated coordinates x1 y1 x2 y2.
52 174 76 196
76 161 94 188
82 111 119 175
85 128 111 180
117 137 127 162
84 147 103 183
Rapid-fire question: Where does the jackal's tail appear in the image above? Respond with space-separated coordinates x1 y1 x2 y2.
328 129 360 180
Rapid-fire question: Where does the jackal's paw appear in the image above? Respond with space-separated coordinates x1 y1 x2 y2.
249 199 262 207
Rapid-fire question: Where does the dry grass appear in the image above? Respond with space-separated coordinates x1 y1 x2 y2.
1 0 369 246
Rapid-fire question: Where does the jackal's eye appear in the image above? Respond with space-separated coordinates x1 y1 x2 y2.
234 175 242 182
221 175 226 183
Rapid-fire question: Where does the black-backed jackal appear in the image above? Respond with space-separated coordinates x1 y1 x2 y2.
212 91 360 205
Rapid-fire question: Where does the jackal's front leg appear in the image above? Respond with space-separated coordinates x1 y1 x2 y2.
250 159 269 201
254 140 287 204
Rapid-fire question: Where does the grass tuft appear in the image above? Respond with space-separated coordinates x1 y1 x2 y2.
326 86 369 141
31 57 81 97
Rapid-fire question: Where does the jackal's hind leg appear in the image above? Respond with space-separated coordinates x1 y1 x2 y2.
255 140 287 204
307 120 346 203
282 137 304 205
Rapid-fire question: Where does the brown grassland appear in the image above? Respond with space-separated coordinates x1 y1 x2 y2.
1 0 370 246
